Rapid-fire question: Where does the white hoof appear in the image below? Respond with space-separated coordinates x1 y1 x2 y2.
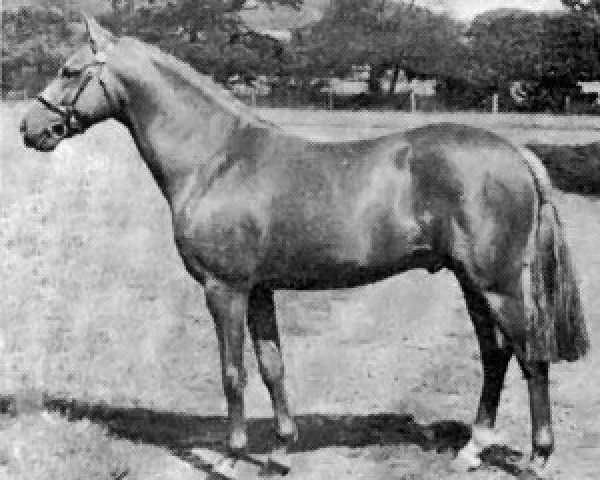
518 455 551 480
265 448 292 475
277 415 298 443
211 457 238 480
452 443 483 472
471 424 500 448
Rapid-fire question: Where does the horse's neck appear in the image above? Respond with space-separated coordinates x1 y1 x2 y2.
120 59 249 204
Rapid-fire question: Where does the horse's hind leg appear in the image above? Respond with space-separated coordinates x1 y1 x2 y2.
454 279 514 471
247 286 297 472
517 359 554 478
454 273 555 477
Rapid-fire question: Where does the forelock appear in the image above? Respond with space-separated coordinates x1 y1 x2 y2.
64 44 95 69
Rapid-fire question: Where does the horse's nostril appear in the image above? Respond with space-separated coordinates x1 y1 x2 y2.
19 118 27 134
51 123 66 137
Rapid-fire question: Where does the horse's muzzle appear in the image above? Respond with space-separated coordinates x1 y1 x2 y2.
21 126 61 152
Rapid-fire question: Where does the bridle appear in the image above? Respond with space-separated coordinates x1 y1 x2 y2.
36 56 113 136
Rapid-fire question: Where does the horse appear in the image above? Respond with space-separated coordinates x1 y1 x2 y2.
20 16 589 479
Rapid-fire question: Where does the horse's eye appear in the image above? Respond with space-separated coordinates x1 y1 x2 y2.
51 124 66 136
60 67 77 79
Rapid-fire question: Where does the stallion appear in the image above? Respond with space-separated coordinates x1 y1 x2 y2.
20 17 589 479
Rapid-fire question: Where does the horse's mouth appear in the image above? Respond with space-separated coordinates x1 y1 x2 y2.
22 131 60 152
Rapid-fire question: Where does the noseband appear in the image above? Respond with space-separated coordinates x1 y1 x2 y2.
36 58 113 136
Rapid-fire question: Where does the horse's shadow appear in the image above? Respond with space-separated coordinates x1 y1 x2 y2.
42 396 467 452
3 395 524 476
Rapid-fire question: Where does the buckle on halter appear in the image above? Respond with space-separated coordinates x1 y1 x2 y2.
66 110 84 134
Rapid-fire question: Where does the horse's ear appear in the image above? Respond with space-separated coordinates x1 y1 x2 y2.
82 14 116 54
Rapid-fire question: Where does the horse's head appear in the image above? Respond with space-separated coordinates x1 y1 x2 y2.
20 16 122 151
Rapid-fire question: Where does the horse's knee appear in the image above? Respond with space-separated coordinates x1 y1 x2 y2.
224 364 247 397
257 341 284 384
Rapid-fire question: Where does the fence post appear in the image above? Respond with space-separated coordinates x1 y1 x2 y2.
565 95 570 114
410 90 416 112
250 89 257 107
492 93 499 113
328 86 333 111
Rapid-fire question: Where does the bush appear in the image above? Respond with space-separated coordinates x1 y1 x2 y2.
527 142 600 196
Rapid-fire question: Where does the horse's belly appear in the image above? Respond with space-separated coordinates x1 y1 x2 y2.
261 251 441 289
174 152 439 288
259 209 438 288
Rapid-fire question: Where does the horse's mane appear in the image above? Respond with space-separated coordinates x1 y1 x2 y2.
129 37 273 128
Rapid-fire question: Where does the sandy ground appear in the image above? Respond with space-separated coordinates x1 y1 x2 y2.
1 103 599 479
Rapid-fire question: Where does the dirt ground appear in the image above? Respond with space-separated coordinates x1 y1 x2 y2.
1 103 599 479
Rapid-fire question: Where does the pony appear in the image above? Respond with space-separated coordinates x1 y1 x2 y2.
20 17 589 479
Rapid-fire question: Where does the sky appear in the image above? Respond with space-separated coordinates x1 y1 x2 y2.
415 0 567 20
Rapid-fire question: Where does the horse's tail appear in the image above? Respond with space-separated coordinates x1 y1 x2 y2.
520 146 590 362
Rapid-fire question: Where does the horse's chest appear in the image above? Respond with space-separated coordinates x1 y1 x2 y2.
173 192 266 283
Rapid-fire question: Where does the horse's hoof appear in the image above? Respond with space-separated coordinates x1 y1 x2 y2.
210 457 238 480
517 455 551 480
451 446 482 472
518 467 548 480
264 448 292 476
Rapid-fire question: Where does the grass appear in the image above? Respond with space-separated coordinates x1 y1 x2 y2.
2 102 600 479
2 102 219 479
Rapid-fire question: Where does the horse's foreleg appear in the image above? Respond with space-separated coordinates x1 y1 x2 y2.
247 286 296 474
204 281 248 462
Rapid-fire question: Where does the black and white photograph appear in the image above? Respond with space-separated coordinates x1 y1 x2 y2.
1 0 599 478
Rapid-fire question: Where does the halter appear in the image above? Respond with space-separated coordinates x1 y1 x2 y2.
36 56 113 136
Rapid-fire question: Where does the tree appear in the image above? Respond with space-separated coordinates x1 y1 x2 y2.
466 10 600 111
297 0 467 96
1 7 75 96
2 0 301 98
561 0 600 19
108 0 297 84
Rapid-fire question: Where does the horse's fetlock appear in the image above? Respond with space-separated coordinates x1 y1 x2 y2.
471 425 497 449
276 415 298 444
229 429 248 453
533 427 554 459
